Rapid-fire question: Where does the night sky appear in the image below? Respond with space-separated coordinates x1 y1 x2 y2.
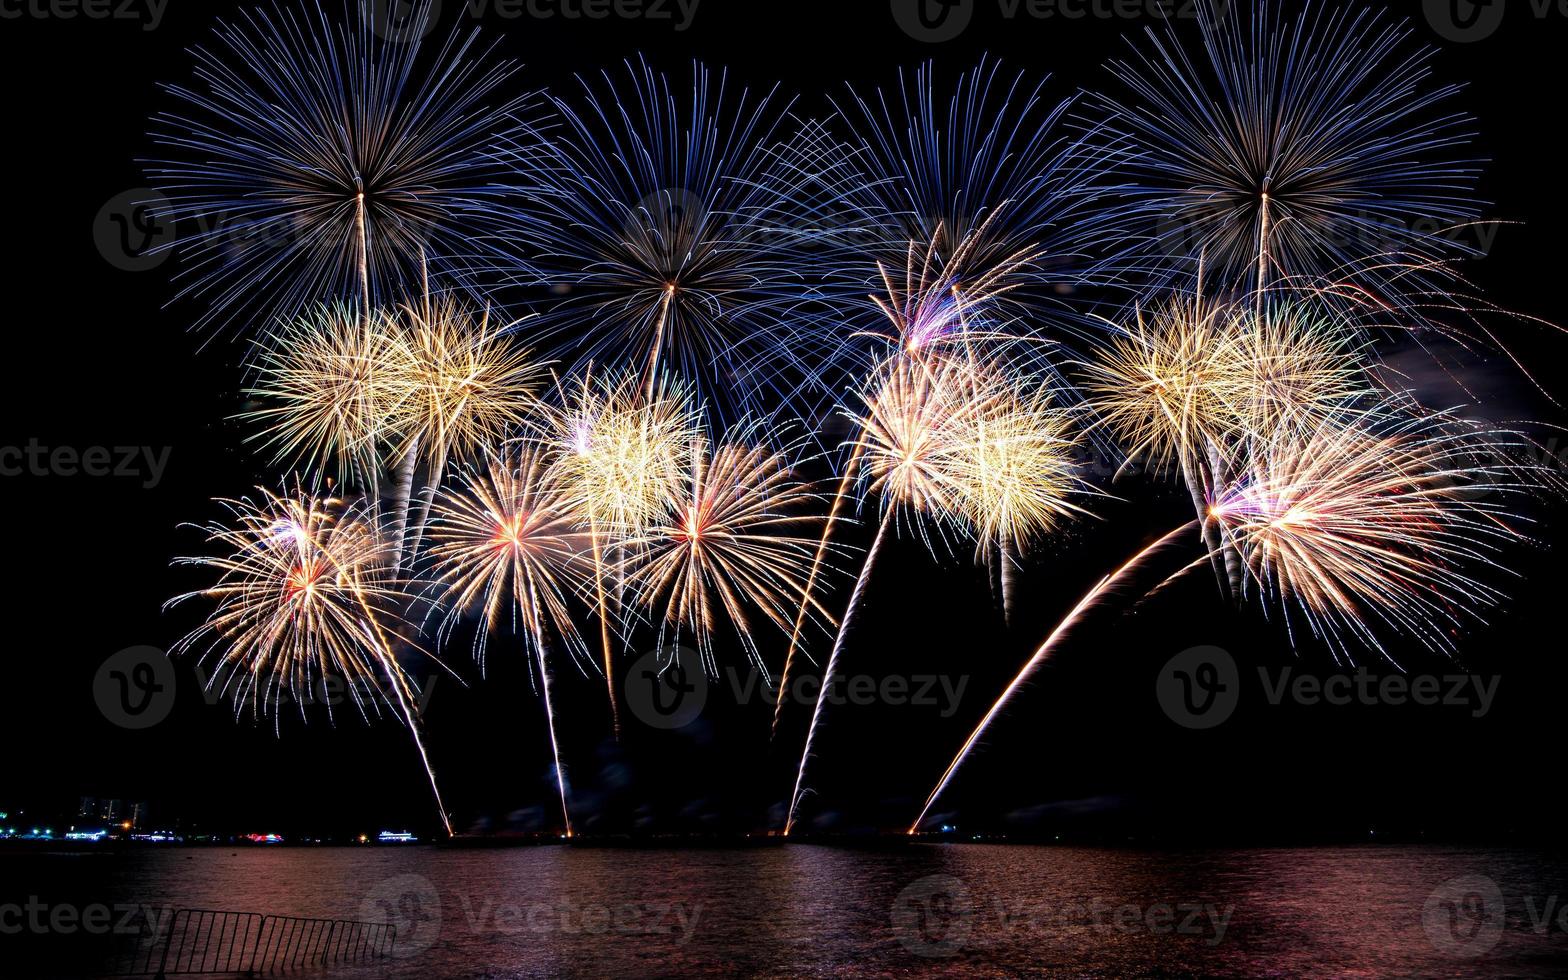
3 0 1567 841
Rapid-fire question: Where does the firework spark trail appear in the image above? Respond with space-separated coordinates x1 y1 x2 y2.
781 349 1021 831
343 514 454 838
771 445 862 739
587 520 620 738
784 511 893 837
378 635 454 839
907 521 1196 834
425 451 589 835
531 612 574 839
769 226 1041 739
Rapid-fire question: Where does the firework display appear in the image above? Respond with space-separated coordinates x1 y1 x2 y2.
154 0 1559 836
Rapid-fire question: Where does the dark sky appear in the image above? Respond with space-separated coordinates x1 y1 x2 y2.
2 0 1566 840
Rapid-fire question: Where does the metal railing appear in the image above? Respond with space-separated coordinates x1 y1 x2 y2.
111 907 396 976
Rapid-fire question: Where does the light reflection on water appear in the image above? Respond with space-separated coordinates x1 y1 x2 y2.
6 844 1568 977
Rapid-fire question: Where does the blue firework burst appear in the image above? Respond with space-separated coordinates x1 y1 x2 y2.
817 58 1131 388
145 0 545 336
497 57 824 429
1090 0 1483 306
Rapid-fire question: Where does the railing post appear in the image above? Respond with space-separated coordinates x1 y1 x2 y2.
153 909 180 980
320 920 337 966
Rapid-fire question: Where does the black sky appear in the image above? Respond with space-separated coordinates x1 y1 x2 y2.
2 0 1566 840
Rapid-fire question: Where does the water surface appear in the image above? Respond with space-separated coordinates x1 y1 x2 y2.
6 844 1567 976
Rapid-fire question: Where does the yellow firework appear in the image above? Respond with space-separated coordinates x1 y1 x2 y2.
386 295 545 465
1210 403 1525 660
240 304 405 486
948 378 1094 553
539 368 701 736
617 436 834 673
1085 296 1370 470
851 353 1002 524
167 484 451 832
425 450 591 672
1081 295 1232 478
168 486 413 716
545 369 702 533
1213 303 1371 440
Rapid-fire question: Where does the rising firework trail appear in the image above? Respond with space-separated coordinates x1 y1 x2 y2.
784 511 893 837
908 522 1195 834
425 451 591 836
784 353 1000 833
